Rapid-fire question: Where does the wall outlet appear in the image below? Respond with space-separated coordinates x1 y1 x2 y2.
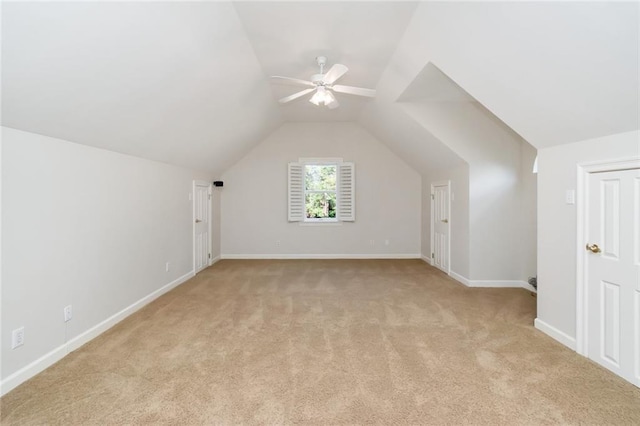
165 262 170 272
384 239 390 246
64 305 73 322
369 239 375 246
12 327 24 349
275 240 281 247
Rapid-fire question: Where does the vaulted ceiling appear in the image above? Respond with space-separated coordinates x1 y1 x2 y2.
234 2 417 123
3 1 638 176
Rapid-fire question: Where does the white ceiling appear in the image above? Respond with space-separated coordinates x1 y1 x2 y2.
1 1 419 174
397 63 475 104
234 1 418 122
372 1 640 150
2 2 282 175
2 1 637 176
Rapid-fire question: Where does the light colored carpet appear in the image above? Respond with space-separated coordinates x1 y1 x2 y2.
2 259 639 424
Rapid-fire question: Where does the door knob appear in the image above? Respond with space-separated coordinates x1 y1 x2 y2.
585 243 601 253
442 219 448 223
195 219 202 223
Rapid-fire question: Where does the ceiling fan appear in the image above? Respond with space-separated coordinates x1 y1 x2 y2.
271 56 376 109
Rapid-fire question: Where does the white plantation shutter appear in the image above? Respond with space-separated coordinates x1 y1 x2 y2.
288 162 304 221
338 162 355 221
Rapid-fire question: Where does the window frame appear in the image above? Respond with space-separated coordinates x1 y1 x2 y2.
300 158 341 223
288 158 354 224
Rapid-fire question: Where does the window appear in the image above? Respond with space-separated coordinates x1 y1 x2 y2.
288 159 355 223
305 164 337 221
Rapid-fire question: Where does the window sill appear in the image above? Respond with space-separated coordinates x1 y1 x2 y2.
299 221 342 227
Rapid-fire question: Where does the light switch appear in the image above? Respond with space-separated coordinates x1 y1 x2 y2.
565 189 575 205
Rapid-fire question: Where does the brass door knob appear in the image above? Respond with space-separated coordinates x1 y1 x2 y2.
586 243 601 253
442 219 448 223
195 219 202 223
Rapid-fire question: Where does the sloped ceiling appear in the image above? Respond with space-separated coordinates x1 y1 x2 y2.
2 1 638 176
368 1 639 150
1 1 419 175
233 1 417 122
1 2 282 175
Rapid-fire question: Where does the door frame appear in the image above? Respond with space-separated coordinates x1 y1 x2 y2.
430 180 451 275
193 180 213 273
575 156 640 356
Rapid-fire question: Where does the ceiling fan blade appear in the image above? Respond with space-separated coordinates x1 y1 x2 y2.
332 84 376 98
322 64 348 85
278 88 315 104
270 76 315 87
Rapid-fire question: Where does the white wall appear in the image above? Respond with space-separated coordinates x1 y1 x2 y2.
421 165 470 279
211 188 222 260
519 144 538 281
221 122 421 257
1 127 214 393
404 97 536 282
537 130 640 343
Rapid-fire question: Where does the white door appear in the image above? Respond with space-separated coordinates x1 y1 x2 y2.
586 168 640 386
194 182 210 274
432 183 450 273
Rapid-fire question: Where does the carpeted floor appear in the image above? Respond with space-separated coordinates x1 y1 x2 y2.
2 259 639 424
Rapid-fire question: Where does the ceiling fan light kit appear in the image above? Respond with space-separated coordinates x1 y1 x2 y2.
309 86 337 107
271 56 376 109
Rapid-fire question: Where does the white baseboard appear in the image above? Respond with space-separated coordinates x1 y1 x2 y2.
210 255 221 265
221 253 422 260
420 255 433 265
66 270 194 353
469 279 535 292
0 270 195 397
0 344 69 398
449 270 469 286
534 318 577 351
445 272 535 292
